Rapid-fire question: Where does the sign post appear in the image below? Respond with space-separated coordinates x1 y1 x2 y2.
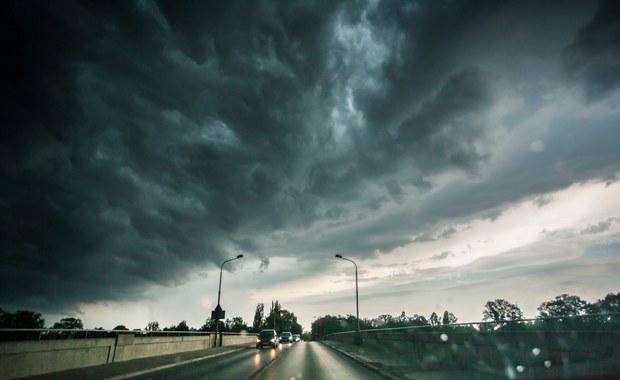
212 304 225 347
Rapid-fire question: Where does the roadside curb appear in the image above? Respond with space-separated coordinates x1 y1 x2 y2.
105 346 249 380
320 341 401 380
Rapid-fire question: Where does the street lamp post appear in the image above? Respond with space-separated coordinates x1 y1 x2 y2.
214 254 243 347
335 254 361 345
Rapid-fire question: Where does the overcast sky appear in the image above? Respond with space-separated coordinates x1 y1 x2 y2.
2 0 619 331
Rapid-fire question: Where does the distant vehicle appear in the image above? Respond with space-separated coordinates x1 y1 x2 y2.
256 329 279 349
292 334 301 342
280 331 293 343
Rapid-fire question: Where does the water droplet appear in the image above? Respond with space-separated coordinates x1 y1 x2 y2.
440 333 448 342
516 365 525 373
544 360 552 368
532 347 541 356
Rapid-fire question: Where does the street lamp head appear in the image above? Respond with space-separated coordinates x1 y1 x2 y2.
335 254 343 259
236 254 244 259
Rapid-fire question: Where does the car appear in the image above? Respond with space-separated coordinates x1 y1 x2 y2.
292 334 301 342
256 329 279 349
280 331 293 343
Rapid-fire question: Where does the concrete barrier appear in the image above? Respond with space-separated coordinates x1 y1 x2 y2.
0 332 256 379
0 337 116 379
221 333 257 346
112 334 213 363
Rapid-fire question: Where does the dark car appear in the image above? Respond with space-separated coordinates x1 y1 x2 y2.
256 329 279 349
280 331 293 343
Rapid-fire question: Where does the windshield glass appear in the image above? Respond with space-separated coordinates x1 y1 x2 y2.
1 1 618 379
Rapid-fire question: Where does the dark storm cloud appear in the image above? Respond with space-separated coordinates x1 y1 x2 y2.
0 0 613 314
1 0 344 312
563 0 620 101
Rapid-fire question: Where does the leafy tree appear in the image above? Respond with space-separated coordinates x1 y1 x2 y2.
481 299 523 331
263 301 302 334
429 312 441 326
537 294 587 318
53 317 83 329
175 320 190 331
199 317 225 332
482 299 523 322
588 292 620 314
226 316 249 332
0 308 13 328
0 310 45 328
252 303 264 332
199 318 214 331
442 310 458 325
145 321 160 331
113 325 129 331
373 314 395 328
407 314 428 326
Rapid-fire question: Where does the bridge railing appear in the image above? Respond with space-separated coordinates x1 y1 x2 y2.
322 313 620 375
0 329 257 379
0 328 252 341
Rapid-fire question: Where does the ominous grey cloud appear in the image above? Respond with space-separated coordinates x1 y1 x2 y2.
563 0 620 101
580 217 620 235
430 251 452 262
0 0 616 315
0 0 345 313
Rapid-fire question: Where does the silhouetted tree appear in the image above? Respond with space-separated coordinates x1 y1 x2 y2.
263 301 302 334
408 314 428 326
199 317 215 331
226 316 249 332
113 325 129 331
252 303 264 332
374 314 395 327
442 310 458 325
483 299 523 322
162 321 192 331
53 317 83 329
538 294 587 318
587 292 620 314
429 312 441 326
482 299 523 331
145 321 160 331
0 310 45 328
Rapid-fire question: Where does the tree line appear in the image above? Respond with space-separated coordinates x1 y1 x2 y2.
0 300 302 336
2 292 618 339
311 292 619 338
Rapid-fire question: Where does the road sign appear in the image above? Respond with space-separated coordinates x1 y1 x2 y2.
212 304 225 320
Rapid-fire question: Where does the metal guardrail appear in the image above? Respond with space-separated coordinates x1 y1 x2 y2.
321 313 620 376
322 312 620 338
0 328 254 341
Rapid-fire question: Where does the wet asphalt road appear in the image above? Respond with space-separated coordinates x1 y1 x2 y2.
132 341 385 380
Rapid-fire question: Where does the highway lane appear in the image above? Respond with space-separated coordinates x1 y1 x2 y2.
131 344 276 380
132 342 384 380
253 341 384 380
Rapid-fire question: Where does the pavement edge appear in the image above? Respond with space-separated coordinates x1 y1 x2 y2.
320 341 401 380
105 347 248 380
